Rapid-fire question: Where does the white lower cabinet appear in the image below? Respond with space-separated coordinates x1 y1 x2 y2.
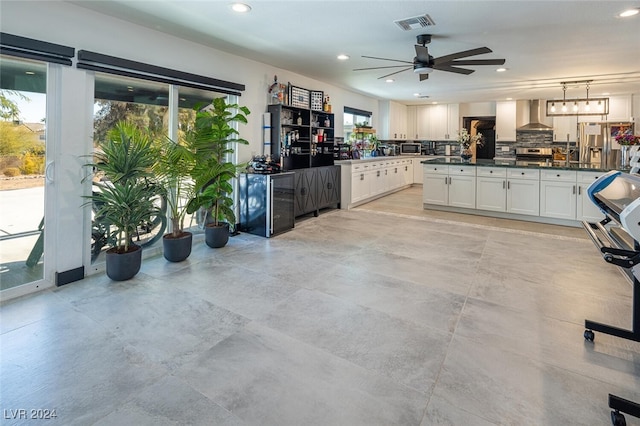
423 164 476 208
341 158 416 208
540 170 577 220
412 158 424 184
476 167 540 215
577 171 606 222
476 167 507 212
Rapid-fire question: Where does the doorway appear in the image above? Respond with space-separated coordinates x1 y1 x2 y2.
463 116 496 160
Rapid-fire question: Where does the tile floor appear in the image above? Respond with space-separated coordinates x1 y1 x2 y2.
1 187 639 425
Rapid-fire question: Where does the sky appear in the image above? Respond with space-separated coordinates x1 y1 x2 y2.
6 91 46 123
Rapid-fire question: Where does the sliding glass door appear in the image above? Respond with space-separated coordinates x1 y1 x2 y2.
0 56 48 293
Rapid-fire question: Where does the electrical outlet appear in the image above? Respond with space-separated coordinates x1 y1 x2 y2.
501 146 510 152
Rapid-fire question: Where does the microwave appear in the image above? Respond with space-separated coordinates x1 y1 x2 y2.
400 143 422 155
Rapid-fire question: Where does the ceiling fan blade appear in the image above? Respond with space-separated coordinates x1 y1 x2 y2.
432 64 475 75
448 58 506 66
419 73 430 81
353 65 417 71
361 55 413 64
414 45 430 63
433 47 492 64
377 67 412 79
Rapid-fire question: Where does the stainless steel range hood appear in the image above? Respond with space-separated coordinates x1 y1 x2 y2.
517 99 553 131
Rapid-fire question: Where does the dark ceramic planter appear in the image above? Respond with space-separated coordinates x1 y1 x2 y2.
205 223 230 248
105 244 142 281
163 231 193 262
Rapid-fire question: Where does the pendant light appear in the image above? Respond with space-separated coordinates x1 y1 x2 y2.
585 82 591 112
561 83 567 112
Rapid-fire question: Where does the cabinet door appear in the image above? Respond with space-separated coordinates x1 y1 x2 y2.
316 166 340 209
371 167 387 195
476 177 506 212
448 175 476 208
351 170 370 203
577 184 604 222
446 104 460 141
540 180 577 220
553 116 578 142
407 106 417 140
429 104 448 140
416 105 431 139
423 173 448 205
507 179 539 216
294 168 318 216
496 101 516 141
402 161 413 185
413 159 423 184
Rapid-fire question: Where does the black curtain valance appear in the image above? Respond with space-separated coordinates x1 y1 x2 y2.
344 106 372 117
0 33 74 65
76 50 245 96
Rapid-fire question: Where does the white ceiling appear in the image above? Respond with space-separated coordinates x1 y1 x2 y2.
70 0 640 105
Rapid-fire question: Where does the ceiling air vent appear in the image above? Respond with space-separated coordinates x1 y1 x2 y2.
394 14 435 31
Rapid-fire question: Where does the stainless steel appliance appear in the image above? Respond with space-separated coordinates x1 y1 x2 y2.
582 170 640 424
514 147 553 166
400 142 421 155
579 122 634 168
239 172 295 238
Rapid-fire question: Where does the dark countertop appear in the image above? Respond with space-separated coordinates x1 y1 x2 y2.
421 157 625 172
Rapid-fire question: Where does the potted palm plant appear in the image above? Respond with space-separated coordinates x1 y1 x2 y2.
86 121 163 280
153 134 197 261
185 97 250 248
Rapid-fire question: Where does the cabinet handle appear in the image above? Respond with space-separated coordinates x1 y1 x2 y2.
521 172 525 175
503 180 505 189
578 186 581 195
573 185 576 195
490 170 493 174
301 187 307 195
557 174 561 177
327 182 333 189
377 171 380 177
445 177 448 185
360 173 364 181
507 181 510 190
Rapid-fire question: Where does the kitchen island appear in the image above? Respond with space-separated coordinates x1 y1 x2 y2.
421 157 624 226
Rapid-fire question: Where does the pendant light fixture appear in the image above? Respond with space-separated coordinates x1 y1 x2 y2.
546 80 609 116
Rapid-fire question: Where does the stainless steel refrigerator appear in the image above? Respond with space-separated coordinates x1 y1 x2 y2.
239 172 295 237
579 122 634 168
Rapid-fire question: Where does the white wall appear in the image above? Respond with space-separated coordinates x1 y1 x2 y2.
1 1 378 161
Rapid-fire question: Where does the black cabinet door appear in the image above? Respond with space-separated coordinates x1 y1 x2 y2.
294 168 318 217
316 166 340 209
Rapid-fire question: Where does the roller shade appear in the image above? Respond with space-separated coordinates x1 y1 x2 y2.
77 50 245 96
0 32 74 65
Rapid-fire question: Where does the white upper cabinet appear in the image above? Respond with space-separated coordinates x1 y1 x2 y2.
407 105 417 140
379 100 408 139
553 116 578 142
415 104 459 140
577 95 632 123
496 100 516 141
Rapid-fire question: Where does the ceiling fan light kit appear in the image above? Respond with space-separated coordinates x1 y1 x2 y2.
354 34 505 82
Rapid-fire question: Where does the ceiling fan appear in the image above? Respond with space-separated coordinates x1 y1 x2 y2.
354 34 506 81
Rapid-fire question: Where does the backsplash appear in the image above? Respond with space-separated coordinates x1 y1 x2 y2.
516 130 553 145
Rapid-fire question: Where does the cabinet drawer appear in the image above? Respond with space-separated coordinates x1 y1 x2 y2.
448 165 476 176
577 171 605 184
476 167 507 178
352 163 372 173
423 164 449 175
507 168 539 180
540 170 577 182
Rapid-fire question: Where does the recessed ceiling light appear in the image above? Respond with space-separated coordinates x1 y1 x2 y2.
230 3 251 13
506 97 513 101
431 101 438 105
619 8 639 17
337 54 350 60
25 71 35 75
496 67 507 72
413 93 421 97
385 79 394 83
